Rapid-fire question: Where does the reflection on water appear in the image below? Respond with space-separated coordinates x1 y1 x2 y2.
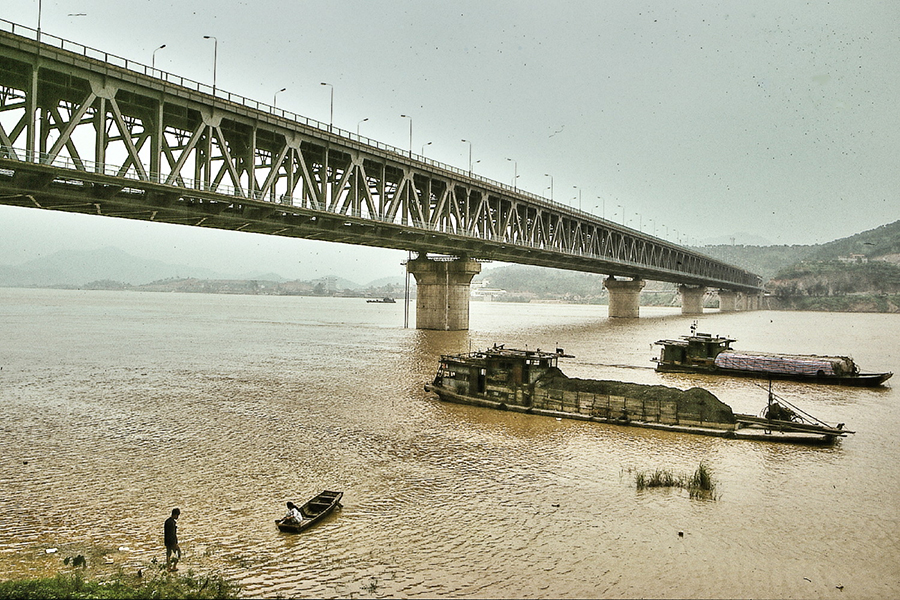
1 289 898 598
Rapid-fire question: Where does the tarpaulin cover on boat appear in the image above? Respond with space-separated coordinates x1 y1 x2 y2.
714 352 842 375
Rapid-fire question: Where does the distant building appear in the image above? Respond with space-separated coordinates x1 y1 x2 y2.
471 278 507 302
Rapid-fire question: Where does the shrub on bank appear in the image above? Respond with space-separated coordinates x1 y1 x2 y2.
0 569 240 599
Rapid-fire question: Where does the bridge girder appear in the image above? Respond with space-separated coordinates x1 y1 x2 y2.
0 24 763 292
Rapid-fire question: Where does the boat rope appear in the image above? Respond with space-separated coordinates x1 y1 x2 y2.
751 382 832 428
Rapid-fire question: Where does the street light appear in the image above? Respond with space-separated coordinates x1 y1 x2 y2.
152 44 166 69
596 196 605 219
544 173 553 201
506 158 518 191
273 87 286 107
320 82 333 131
422 141 432 156
461 139 472 175
617 204 623 224
573 185 582 211
400 114 413 156
357 117 368 136
203 36 218 94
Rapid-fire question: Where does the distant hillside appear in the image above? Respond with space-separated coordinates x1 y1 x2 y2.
690 244 818 281
476 265 607 303
765 220 900 313
805 220 900 261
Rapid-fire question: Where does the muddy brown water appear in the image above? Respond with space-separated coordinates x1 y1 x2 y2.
1 288 898 598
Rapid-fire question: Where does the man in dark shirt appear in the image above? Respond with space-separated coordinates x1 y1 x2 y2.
164 508 181 571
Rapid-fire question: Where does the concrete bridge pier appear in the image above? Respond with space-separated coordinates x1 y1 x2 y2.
407 256 481 330
679 285 706 315
604 277 645 318
747 292 761 311
718 290 740 312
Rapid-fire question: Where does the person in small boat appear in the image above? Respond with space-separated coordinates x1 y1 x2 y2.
282 502 303 523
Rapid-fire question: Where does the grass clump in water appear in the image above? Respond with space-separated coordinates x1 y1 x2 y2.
635 469 684 489
634 462 719 500
0 568 241 599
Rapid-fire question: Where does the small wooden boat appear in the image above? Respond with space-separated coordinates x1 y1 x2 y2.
275 490 343 533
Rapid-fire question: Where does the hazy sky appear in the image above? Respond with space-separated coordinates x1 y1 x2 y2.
2 0 898 282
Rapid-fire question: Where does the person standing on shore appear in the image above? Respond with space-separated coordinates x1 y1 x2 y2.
164 508 181 571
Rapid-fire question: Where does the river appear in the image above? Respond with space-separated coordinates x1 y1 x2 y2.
1 288 897 598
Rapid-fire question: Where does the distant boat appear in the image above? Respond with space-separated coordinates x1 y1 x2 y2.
366 297 396 303
275 490 343 533
653 325 892 387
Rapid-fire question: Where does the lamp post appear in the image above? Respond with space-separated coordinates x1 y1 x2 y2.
573 185 582 211
422 141 432 156
273 87 286 107
400 114 412 156
461 139 472 175
597 196 605 219
544 173 553 201
152 44 166 69
37 0 42 43
357 117 368 136
203 36 217 94
506 158 518 191
320 82 333 131
617 204 623 224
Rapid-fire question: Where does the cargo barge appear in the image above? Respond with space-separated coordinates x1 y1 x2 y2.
425 345 852 444
653 327 892 387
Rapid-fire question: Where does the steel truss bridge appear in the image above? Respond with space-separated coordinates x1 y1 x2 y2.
0 21 762 293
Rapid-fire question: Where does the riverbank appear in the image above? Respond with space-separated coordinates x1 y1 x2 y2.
765 294 900 313
0 569 239 599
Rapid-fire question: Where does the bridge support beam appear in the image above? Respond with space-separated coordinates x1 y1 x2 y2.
604 277 644 318
679 285 706 315
407 256 481 330
718 290 740 312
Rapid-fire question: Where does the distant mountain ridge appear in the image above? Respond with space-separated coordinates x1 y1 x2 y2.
0 247 230 287
0 246 397 289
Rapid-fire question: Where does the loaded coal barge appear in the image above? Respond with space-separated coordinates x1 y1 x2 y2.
652 327 891 387
425 345 852 444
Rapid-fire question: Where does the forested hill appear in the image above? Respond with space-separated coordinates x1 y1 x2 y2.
694 219 900 281
806 220 900 261
690 244 817 281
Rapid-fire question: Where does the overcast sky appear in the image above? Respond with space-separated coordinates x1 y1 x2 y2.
2 0 898 282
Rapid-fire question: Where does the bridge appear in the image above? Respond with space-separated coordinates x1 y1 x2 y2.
0 20 763 329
